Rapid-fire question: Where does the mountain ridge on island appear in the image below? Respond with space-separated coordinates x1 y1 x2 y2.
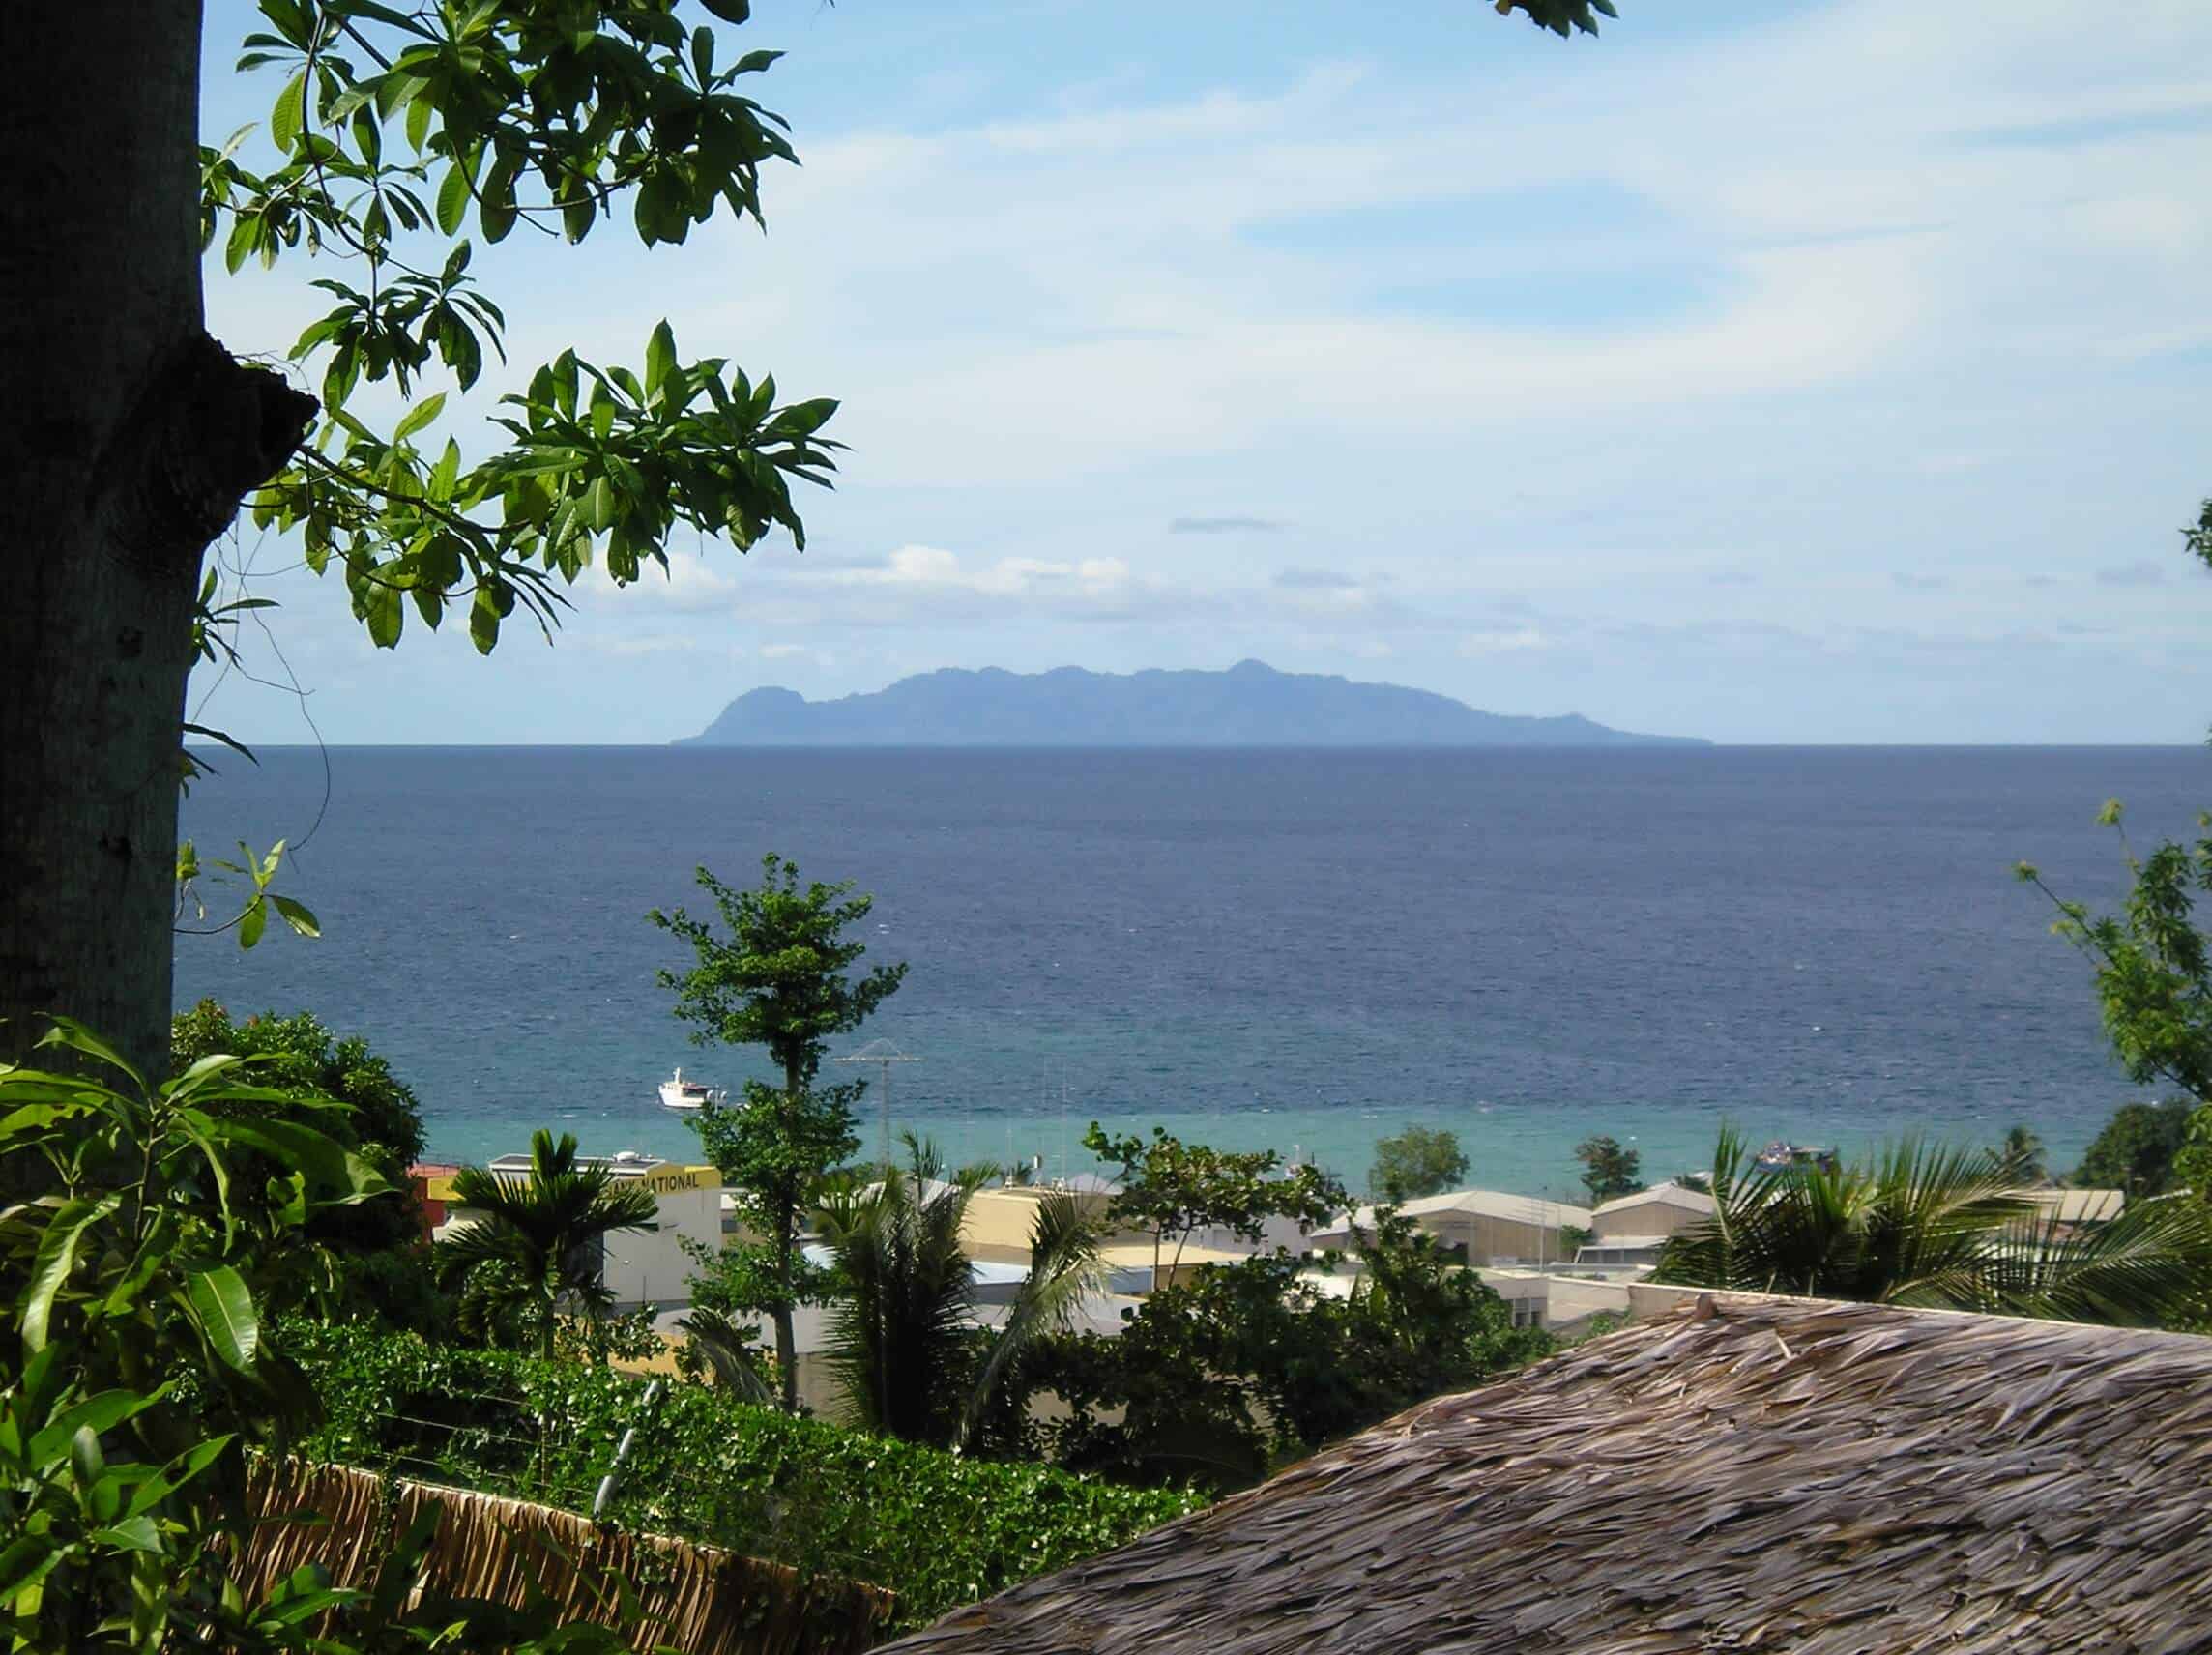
678 661 1707 747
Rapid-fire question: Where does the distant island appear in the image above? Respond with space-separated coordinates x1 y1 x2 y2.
679 661 1707 747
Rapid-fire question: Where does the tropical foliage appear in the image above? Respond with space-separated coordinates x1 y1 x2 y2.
434 1129 659 1358
653 853 906 1408
1656 1127 2212 1325
172 999 441 1327
0 1020 628 1652
285 1320 1206 1633
2073 1099 2198 1198
1368 1123 1470 1200
812 1137 1103 1449
2019 798 2212 1198
1032 1210 1551 1492
1084 1122 1345 1278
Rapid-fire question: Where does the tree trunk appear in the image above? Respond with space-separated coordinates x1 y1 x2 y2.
772 1212 800 1412
0 4 317 1089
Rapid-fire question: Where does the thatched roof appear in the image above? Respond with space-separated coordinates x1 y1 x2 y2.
877 1297 2212 1655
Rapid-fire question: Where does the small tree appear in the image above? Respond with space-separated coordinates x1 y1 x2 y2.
652 854 907 1409
171 1000 425 1235
2019 801 2212 1198
1573 1135 1644 1203
1368 1124 1470 1201
434 1129 659 1360
1083 1123 1345 1282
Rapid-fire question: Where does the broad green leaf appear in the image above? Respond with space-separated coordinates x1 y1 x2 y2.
28 1389 160 1470
185 1266 261 1373
271 70 307 153
199 1117 389 1204
645 321 677 403
469 587 503 654
89 1517 164 1554
393 392 447 444
699 0 750 19
435 160 471 237
124 1435 236 1520
35 1018 145 1089
272 895 321 938
239 893 268 949
21 1192 122 1351
0 1537 60 1606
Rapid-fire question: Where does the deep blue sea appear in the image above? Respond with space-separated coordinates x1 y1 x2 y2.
174 746 2207 1202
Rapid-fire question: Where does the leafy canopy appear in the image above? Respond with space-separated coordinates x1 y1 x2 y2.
1033 1208 1550 1492
1083 1122 1346 1274
1573 1133 1644 1203
1369 1123 1469 1201
202 0 841 657
0 1021 632 1651
2019 798 2212 1200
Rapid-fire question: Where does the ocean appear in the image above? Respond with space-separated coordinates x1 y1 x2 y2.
174 745 2206 1203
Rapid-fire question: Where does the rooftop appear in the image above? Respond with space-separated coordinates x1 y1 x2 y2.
1590 1179 1717 1219
1318 1187 1593 1234
877 1296 2212 1655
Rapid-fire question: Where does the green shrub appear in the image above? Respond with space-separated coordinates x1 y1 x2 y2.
288 1322 1204 1628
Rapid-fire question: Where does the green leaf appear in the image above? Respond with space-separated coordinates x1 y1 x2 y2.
699 0 750 19
89 1517 164 1555
29 1389 160 1470
186 1266 261 1373
0 1538 60 1606
34 1017 146 1088
645 321 677 403
21 1193 122 1351
364 579 404 649
239 894 268 949
393 392 447 444
271 70 307 153
198 1117 389 1204
124 1436 236 1520
469 586 503 654
272 895 321 939
435 160 471 237
405 90 433 154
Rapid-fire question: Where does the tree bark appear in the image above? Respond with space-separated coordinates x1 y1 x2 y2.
0 3 316 1089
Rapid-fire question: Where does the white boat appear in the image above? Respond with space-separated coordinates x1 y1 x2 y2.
658 1067 726 1112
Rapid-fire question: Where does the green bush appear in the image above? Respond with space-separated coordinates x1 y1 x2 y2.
287 1322 1204 1628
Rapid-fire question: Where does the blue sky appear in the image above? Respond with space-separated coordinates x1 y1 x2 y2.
195 0 2212 744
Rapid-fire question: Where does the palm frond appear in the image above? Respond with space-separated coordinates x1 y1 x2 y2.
958 1191 1104 1452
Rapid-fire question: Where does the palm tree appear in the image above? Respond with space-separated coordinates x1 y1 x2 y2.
1998 1124 2049 1185
435 1130 660 1359
815 1134 1103 1447
676 1304 778 1406
1657 1127 2212 1326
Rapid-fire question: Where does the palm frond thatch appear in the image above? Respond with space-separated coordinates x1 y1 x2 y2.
874 1297 2212 1655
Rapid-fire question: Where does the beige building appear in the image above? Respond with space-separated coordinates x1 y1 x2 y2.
1578 1180 1717 1266
1314 1189 1593 1269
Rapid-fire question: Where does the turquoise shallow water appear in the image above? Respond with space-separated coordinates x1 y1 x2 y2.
174 745 2207 1198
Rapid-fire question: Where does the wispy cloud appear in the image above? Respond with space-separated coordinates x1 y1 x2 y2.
2095 559 2168 588
1171 515 1285 534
